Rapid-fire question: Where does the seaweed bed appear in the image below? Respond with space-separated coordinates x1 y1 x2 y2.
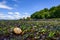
0 20 60 40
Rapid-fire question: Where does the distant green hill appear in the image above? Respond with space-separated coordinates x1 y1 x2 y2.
31 5 60 19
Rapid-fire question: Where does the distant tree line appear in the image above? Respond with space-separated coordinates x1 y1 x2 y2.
31 5 60 19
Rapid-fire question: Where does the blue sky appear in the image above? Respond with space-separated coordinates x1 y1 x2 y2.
0 0 60 20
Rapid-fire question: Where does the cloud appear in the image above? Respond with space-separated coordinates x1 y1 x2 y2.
0 13 6 19
0 12 20 20
8 12 13 15
0 1 13 10
0 12 30 20
22 12 30 18
8 12 21 19
15 12 20 15
0 4 13 10
8 12 20 15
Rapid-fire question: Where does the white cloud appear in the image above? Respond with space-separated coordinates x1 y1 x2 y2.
8 12 20 15
8 12 13 15
0 4 13 10
0 13 4 16
13 12 21 19
15 12 20 15
0 1 13 10
22 12 30 18
0 12 21 20
6 15 16 19
0 13 6 19
0 12 30 20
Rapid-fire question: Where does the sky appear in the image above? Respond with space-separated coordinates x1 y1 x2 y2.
0 0 60 20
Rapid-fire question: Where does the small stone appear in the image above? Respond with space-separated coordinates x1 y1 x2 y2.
13 27 22 34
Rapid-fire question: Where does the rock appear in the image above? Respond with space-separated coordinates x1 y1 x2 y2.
13 27 22 34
